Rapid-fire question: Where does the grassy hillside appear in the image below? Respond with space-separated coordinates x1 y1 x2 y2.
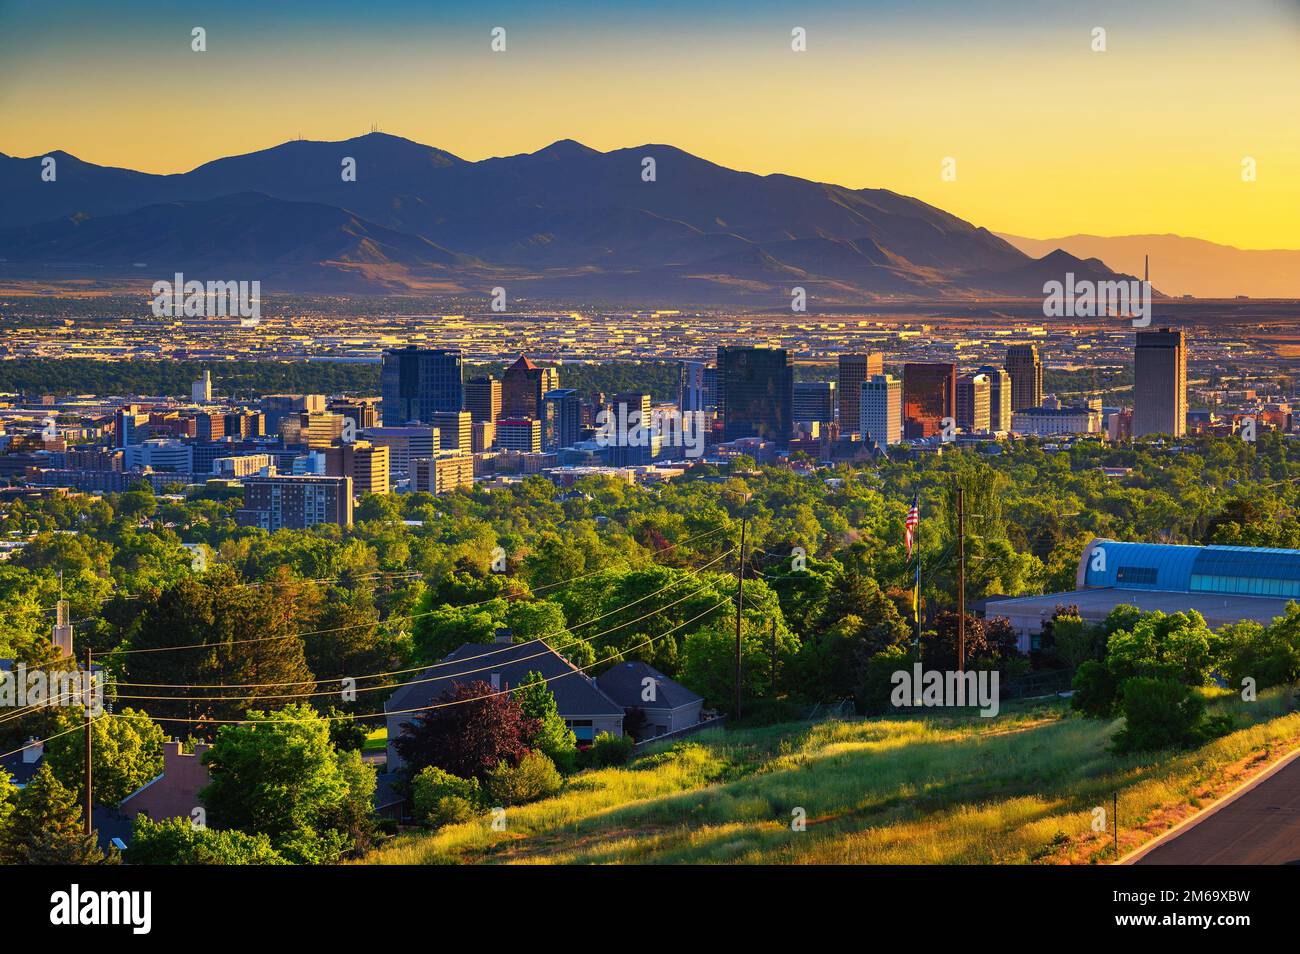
362 690 1300 865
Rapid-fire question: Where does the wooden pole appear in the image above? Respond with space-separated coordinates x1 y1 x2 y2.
84 647 93 837
734 513 748 719
957 486 966 673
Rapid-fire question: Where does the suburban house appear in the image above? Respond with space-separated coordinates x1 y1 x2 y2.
596 661 705 741
384 637 626 769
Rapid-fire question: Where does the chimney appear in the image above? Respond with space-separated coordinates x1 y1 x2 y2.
162 739 184 770
22 738 43 764
494 627 513 645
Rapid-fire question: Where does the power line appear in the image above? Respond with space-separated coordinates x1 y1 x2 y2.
107 548 733 689
107 570 729 702
105 525 728 657
99 597 733 728
0 717 96 763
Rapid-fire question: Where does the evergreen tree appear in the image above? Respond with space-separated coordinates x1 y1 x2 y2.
0 763 108 865
125 570 316 735
514 671 577 772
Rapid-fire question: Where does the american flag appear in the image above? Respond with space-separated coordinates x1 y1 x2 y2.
904 494 919 560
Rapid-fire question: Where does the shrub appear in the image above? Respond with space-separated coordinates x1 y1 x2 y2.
1217 619 1300 692
124 816 288 865
731 697 804 727
857 645 914 715
580 732 635 769
486 750 563 806
1070 659 1119 718
411 766 483 827
1111 677 1209 753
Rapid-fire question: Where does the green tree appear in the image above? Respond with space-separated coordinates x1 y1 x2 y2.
46 708 165 804
1111 677 1218 753
1217 608 1300 691
0 763 109 865
513 671 577 772
200 704 372 864
1107 610 1217 686
0 767 16 837
125 570 317 733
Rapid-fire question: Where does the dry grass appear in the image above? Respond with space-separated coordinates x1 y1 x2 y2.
360 690 1300 865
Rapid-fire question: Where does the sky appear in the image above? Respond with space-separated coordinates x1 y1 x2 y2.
1 0 1297 249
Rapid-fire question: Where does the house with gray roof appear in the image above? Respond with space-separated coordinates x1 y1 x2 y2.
384 637 626 769
596 661 704 741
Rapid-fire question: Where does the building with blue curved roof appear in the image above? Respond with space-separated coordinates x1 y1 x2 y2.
1075 539 1300 599
985 539 1300 652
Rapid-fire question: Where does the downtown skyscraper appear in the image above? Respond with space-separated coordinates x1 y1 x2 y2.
902 363 955 439
1133 328 1188 437
837 352 884 434
718 346 793 446
380 346 464 426
1005 344 1043 412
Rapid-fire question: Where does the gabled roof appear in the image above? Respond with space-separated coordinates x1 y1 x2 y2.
385 641 624 719
596 661 703 710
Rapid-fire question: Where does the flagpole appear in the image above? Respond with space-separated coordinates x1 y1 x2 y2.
914 556 922 660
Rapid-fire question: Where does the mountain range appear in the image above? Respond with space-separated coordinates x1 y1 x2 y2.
998 233 1300 300
0 133 1141 303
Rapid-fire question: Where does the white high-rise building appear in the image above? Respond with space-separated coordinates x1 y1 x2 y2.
192 370 212 404
860 374 901 448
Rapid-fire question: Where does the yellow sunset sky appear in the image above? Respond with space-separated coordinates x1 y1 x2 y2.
1 1 1297 248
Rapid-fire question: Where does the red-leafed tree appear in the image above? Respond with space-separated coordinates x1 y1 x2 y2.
394 681 539 783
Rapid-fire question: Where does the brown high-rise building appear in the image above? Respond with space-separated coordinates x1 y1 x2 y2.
194 411 225 442
324 441 390 497
502 357 559 419
412 453 475 495
431 410 472 452
236 475 353 530
1133 328 1187 437
465 376 503 424
472 420 496 453
330 398 380 432
837 353 883 434
902 363 956 439
223 410 264 438
1005 344 1043 411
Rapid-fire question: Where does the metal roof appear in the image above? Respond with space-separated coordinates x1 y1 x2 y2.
1082 539 1300 598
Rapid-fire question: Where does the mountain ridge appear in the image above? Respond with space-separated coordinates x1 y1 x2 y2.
0 133 1142 303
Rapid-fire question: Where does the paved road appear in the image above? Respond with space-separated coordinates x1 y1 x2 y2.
1134 752 1300 864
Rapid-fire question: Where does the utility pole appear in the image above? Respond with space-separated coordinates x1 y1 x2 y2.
957 486 966 673
734 512 748 720
1113 791 1119 858
83 646 93 837
769 616 777 698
